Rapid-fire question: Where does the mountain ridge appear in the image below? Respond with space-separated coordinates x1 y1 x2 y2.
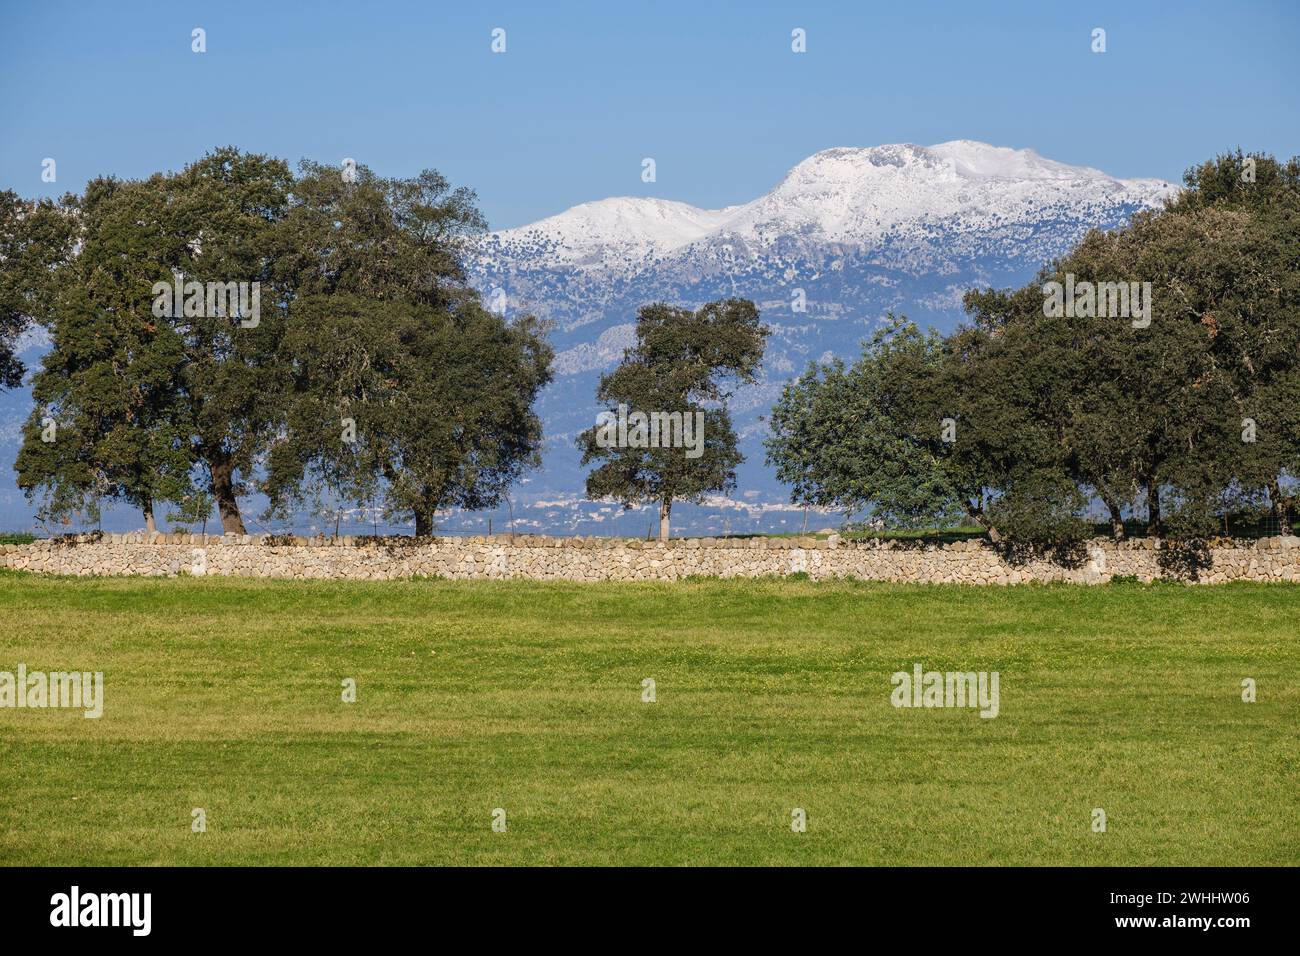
0 142 1182 535
460 140 1180 534
476 141 1179 274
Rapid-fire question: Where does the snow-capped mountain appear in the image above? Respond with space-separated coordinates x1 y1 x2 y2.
480 142 1172 279
464 141 1179 533
0 141 1179 536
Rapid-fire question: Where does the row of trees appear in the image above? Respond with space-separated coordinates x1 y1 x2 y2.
4 146 1294 545
766 151 1300 543
0 149 553 535
1 148 768 541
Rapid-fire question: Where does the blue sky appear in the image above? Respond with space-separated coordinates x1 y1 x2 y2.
2 0 1297 229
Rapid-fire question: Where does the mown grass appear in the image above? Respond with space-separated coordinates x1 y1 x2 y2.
0 571 1295 866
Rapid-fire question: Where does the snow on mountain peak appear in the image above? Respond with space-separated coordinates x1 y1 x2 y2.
773 141 1109 186
926 140 1107 180
480 141 1179 270
478 196 735 267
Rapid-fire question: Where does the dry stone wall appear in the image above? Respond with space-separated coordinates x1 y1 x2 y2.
4 532 1300 584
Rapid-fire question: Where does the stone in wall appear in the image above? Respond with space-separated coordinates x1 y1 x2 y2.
2 534 1300 585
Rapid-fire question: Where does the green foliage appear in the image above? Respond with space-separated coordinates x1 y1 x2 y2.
1015 148 1300 538
162 148 296 533
5 148 552 537
579 299 768 539
0 190 75 387
8 146 1297 546
14 175 194 528
766 316 967 529
268 295 552 537
769 149 1300 547
166 489 214 535
982 474 1089 549
32 485 101 536
265 159 553 536
11 151 292 532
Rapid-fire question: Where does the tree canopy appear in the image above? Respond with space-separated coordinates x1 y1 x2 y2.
768 149 1300 545
7 148 552 536
579 299 768 540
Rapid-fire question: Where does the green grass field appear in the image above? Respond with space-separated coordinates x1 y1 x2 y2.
0 570 1295 866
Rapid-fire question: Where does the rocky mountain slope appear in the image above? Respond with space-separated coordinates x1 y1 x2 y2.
462 141 1179 534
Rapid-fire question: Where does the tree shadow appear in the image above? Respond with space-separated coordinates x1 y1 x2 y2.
993 538 1088 569
50 531 103 548
1156 539 1213 581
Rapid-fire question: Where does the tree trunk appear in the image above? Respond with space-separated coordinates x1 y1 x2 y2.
1105 498 1125 540
1146 481 1161 536
143 504 157 535
415 512 432 537
659 499 671 542
966 500 1001 543
209 458 246 535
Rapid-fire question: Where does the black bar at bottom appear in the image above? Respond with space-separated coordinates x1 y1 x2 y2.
0 866 1285 941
